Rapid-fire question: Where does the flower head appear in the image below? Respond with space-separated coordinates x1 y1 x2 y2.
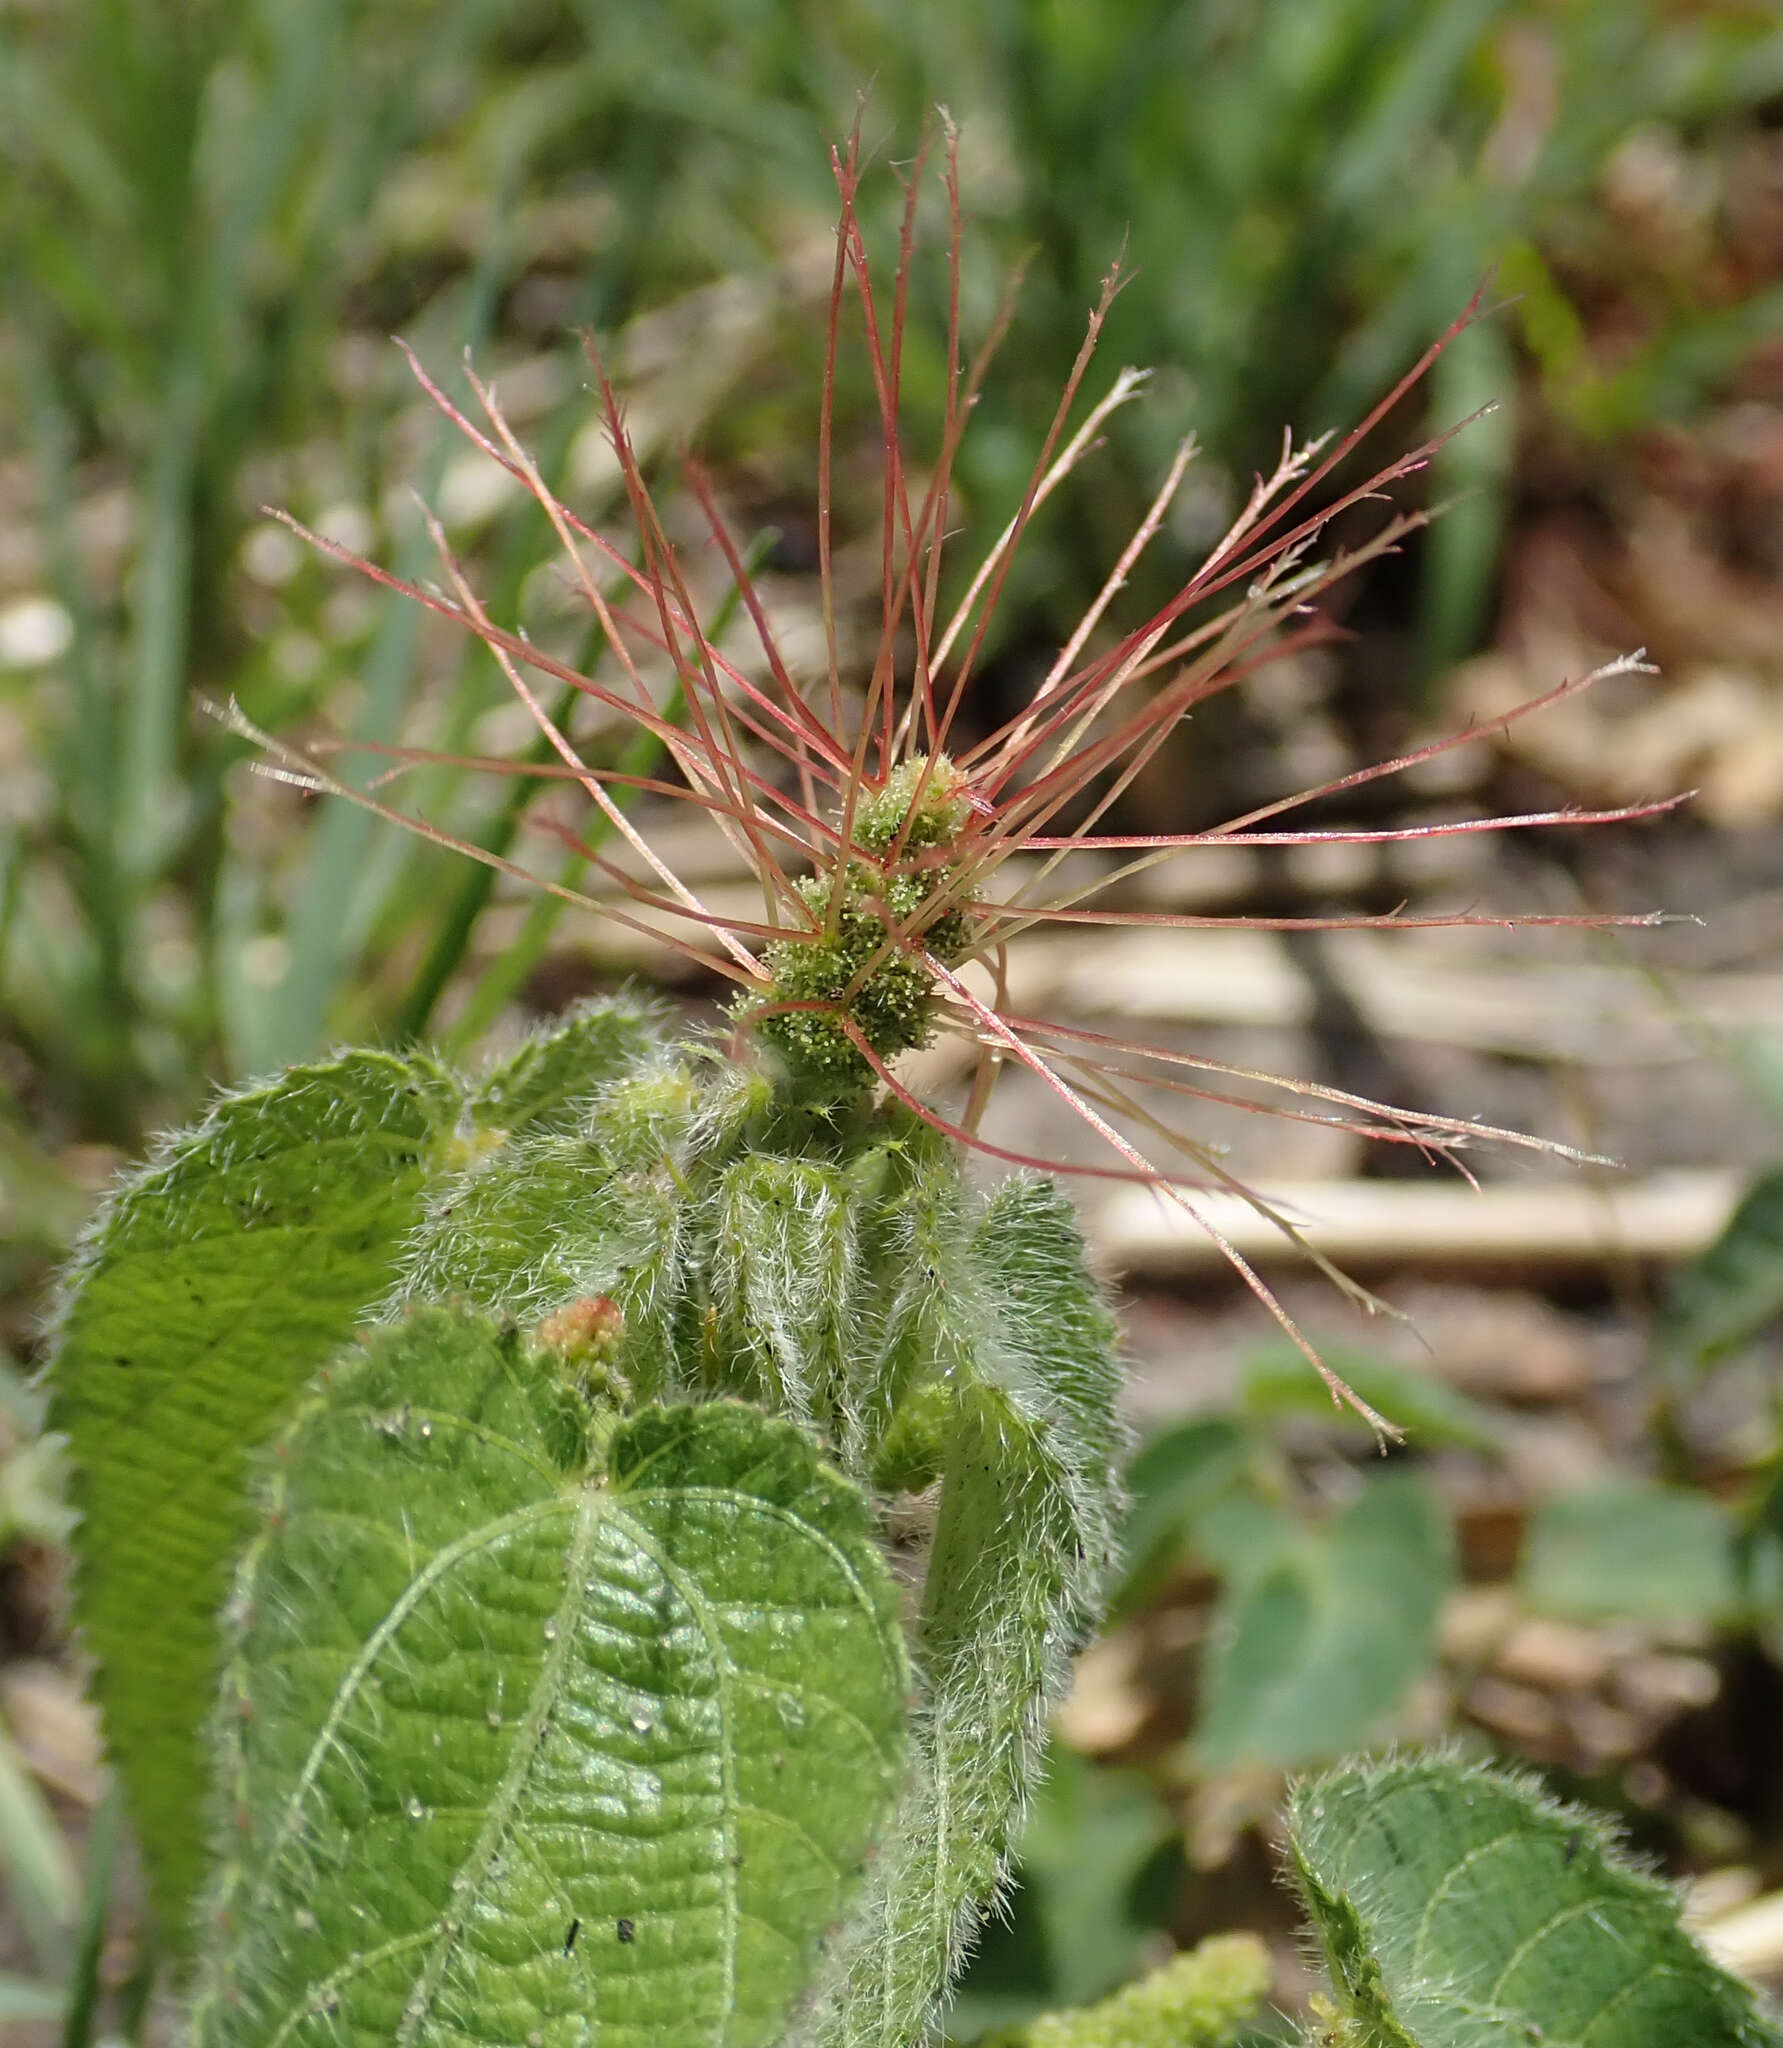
249 125 1679 1429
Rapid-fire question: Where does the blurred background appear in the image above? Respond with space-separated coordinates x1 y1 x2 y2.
5 0 1783 2038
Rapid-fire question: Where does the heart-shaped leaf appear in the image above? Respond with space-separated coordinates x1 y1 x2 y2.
1197 1471 1453 1771
51 1050 460 1939
193 1308 908 2048
468 997 664 1139
1289 1754 1781 2048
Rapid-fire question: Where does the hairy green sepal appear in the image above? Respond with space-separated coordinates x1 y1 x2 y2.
467 995 664 1138
813 1179 1126 2047
194 1308 909 2048
1287 1753 1782 2047
50 1049 462 1939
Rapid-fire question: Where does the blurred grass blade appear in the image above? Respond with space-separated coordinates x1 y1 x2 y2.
1421 302 1514 681
0 1973 65 2023
9 322 132 1133
239 238 513 1072
1327 0 1503 212
390 676 593 1046
59 1784 120 2048
123 0 351 876
0 1718 77 1972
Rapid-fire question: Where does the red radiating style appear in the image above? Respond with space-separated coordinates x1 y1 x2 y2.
241 125 1677 1430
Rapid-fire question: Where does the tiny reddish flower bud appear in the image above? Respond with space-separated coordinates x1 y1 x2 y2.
534 1296 625 1368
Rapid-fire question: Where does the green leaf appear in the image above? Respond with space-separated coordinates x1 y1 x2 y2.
814 1176 1126 2048
1663 1167 1783 1368
1238 1341 1499 1452
1197 1473 1453 1772
0 1719 76 1970
50 1049 461 1942
1115 1416 1250 1610
468 996 666 1139
403 1067 699 1389
1520 1481 1739 1625
194 1308 909 2048
708 1152 861 1434
853 1120 980 1453
956 1746 1182 2033
1288 1753 1782 2048
1192 1488 1301 1592
973 1177 1128 1495
829 1378 1083 2048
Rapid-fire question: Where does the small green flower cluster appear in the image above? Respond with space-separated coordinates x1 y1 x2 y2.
746 755 977 1089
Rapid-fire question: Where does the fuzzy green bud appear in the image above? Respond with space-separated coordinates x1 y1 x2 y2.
982 1936 1271 2048
743 753 978 1091
872 1378 956 1494
532 1295 631 1418
852 755 976 856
